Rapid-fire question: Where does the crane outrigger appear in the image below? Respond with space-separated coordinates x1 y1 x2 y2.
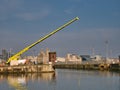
7 17 79 63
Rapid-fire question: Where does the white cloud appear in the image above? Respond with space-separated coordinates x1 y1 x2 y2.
0 0 51 21
15 9 50 21
64 9 73 14
45 28 120 57
0 0 23 13
0 0 23 20
0 0 52 21
69 0 82 2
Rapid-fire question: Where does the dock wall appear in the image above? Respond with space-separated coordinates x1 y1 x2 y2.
55 63 120 71
0 64 55 74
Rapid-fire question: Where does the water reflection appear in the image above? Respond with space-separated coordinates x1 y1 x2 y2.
0 70 119 90
57 69 120 90
0 73 55 90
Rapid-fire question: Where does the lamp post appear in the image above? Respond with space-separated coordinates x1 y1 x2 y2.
105 40 109 62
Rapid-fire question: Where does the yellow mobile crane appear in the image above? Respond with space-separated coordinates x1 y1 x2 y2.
7 17 79 63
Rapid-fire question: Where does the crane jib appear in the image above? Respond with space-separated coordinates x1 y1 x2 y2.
7 17 79 63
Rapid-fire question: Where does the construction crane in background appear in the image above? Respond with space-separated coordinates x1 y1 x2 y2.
7 17 79 63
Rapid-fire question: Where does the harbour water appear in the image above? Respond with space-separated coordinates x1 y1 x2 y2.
0 69 119 90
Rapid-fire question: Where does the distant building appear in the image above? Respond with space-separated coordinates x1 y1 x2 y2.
57 57 65 62
49 52 56 63
0 55 2 60
65 54 82 62
0 49 8 61
80 55 91 61
26 56 37 63
37 48 50 64
91 55 102 61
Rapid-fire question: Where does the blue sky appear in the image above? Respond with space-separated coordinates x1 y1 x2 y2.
0 0 120 57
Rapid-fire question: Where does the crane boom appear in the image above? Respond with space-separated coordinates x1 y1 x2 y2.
7 17 79 63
